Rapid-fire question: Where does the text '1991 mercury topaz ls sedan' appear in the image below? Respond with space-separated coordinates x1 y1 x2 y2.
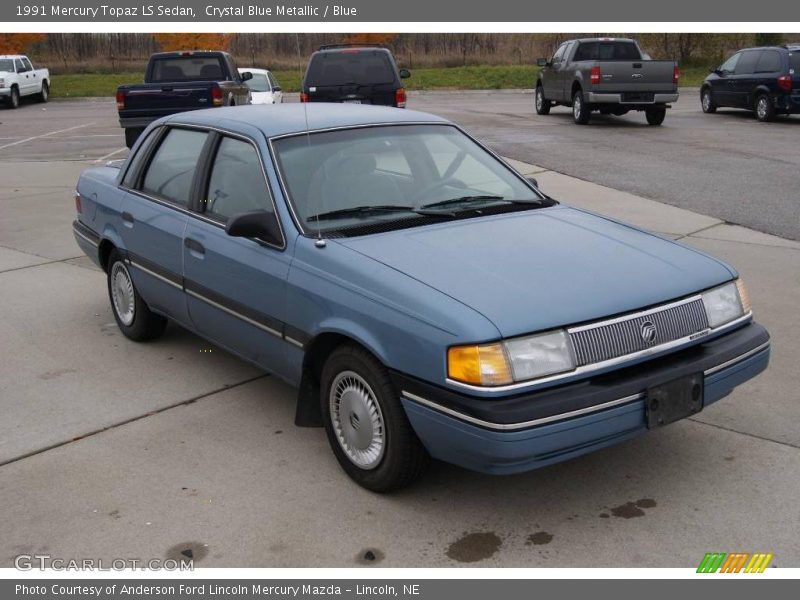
72 104 771 491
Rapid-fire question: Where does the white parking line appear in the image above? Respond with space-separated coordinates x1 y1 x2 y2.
93 147 127 163
0 123 96 151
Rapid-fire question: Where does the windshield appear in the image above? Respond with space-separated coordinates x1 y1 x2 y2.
245 73 270 92
272 124 543 234
150 56 225 82
305 51 395 86
0 59 15 72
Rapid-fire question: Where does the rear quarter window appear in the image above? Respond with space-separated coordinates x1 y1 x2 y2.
305 51 395 86
790 52 800 74
755 50 782 73
734 51 760 75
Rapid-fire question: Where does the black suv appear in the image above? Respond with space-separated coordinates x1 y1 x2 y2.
301 44 410 107
701 45 800 121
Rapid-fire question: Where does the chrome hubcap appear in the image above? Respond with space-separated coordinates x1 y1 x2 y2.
757 98 768 119
42 86 48 100
573 95 581 118
330 371 385 470
110 262 135 326
702 92 710 110
536 89 543 110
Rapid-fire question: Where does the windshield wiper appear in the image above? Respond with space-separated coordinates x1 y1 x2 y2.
419 195 545 211
306 205 418 222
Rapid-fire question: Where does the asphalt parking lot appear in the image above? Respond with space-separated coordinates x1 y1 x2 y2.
1 95 799 568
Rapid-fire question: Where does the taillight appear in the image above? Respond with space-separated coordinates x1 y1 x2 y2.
777 75 792 92
590 66 601 85
115 90 125 111
395 88 406 108
74 192 82 214
211 86 224 107
673 65 680 84
300 92 309 102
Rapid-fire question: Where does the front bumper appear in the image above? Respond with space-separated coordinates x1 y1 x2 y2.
0 88 11 97
587 92 679 104
396 322 770 474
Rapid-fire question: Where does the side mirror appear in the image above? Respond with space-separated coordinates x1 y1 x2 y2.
526 176 539 188
537 58 549 67
272 85 282 92
240 71 253 81
226 211 282 246
399 68 411 79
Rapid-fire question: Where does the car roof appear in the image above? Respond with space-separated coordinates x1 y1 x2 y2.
0 55 26 59
314 46 390 54
164 103 449 138
238 67 271 75
573 38 637 44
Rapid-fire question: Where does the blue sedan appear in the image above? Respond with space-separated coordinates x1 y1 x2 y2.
73 104 770 491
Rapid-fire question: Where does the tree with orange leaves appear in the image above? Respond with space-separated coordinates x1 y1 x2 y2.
152 33 231 52
0 33 45 55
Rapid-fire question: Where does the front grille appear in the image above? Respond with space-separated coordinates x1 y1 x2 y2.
569 298 709 367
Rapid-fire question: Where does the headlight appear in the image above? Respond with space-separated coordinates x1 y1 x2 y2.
701 279 749 329
448 329 575 387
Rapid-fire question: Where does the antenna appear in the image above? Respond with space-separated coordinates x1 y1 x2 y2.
296 33 325 248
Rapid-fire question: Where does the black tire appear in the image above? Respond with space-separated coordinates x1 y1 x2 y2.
320 344 429 492
124 127 143 149
755 93 775 122
39 81 49 103
106 249 167 342
645 107 667 126
534 85 551 115
572 89 590 124
701 87 716 113
8 86 20 109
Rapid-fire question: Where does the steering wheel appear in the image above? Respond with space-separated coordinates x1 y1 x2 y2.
411 177 467 205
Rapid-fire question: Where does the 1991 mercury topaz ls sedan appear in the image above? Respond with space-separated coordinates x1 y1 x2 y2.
72 104 770 491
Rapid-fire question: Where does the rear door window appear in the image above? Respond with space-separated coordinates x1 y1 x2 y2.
150 56 225 82
204 137 274 223
306 51 395 86
735 51 760 75
755 50 782 73
141 128 208 207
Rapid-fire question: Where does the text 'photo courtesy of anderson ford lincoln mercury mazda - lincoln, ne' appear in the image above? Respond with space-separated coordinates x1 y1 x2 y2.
72 103 771 492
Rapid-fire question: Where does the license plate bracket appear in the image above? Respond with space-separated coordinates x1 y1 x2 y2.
645 373 704 429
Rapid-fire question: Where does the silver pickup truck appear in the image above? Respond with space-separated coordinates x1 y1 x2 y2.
535 38 679 125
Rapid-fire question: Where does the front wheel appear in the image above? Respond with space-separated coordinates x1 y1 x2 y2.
107 250 167 341
645 107 666 126
39 81 49 103
8 86 20 109
321 344 429 492
701 88 716 113
572 90 590 124
755 94 775 122
535 85 551 115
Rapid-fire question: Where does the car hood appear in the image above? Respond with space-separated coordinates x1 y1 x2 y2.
336 206 734 338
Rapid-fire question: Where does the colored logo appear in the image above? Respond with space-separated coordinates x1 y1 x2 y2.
697 552 773 573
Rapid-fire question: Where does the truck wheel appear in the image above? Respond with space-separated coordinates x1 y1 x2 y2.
572 89 590 124
8 86 20 109
701 88 716 113
646 107 666 126
107 249 167 342
755 94 775 122
320 343 429 492
535 85 551 115
124 127 143 149
39 81 49 103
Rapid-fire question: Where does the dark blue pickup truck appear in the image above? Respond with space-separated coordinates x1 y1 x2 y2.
116 51 252 148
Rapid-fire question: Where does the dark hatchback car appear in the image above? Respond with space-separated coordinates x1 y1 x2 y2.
701 45 800 121
300 44 410 107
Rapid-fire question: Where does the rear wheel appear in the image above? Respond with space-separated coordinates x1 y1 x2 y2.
755 94 775 122
534 85 551 115
701 88 716 113
572 89 590 124
107 250 167 341
39 81 49 103
645 107 667 126
124 127 143 149
320 344 429 492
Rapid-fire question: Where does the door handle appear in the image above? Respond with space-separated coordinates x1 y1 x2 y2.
184 238 205 256
121 211 134 225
